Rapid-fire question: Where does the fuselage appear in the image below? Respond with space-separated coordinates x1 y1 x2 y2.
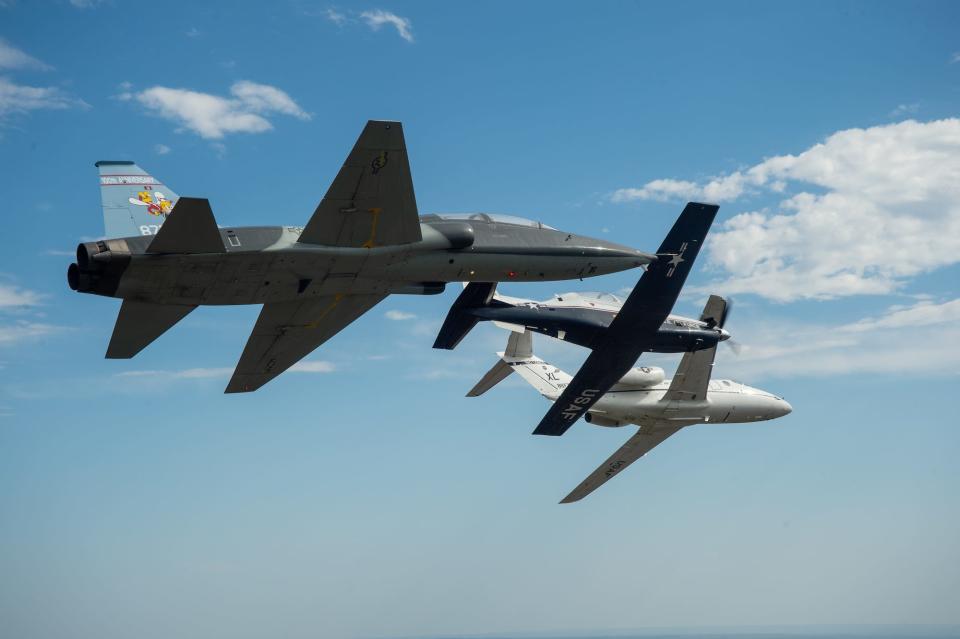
68 214 652 305
582 379 792 427
475 291 730 353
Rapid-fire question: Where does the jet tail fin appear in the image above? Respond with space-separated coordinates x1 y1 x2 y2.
96 161 179 238
106 300 196 359
433 282 498 350
495 331 573 401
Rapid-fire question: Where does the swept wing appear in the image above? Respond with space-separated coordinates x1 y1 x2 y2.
299 120 422 247
225 294 385 393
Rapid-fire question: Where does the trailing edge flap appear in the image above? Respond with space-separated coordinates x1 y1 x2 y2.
560 424 684 504
106 300 197 359
147 197 225 254
299 120 422 248
225 293 386 393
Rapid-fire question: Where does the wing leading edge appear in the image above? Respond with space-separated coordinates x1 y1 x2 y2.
225 294 386 393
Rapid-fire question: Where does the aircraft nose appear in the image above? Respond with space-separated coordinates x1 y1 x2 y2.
776 398 793 417
588 236 655 264
718 328 732 341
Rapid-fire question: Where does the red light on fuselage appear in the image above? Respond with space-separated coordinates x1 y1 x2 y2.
507 270 517 278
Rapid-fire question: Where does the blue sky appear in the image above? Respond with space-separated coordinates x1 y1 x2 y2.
2 2 959 638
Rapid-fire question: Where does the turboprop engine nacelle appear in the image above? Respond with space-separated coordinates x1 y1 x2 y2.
615 366 665 388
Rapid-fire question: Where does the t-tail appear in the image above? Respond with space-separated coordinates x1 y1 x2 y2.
96 161 180 238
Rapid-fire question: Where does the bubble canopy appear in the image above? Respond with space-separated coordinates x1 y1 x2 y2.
427 212 557 230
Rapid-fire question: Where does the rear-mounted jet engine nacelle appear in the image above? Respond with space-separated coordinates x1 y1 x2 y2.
616 366 665 388
585 413 627 427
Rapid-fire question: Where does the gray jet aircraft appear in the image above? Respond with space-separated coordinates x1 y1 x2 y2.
68 120 652 393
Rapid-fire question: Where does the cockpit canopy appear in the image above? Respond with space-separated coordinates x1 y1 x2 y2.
424 212 557 230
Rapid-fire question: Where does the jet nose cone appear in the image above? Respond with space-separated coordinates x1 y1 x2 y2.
777 399 793 417
589 237 655 264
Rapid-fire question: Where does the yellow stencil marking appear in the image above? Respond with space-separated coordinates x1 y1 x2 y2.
306 293 345 328
362 208 382 249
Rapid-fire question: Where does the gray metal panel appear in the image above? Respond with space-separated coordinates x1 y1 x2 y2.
105 300 197 358
225 293 387 393
560 424 684 504
299 120 422 248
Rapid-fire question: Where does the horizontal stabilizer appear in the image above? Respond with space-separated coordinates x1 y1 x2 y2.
147 197 225 254
106 300 197 359
433 282 497 350
466 360 512 397
465 330 532 396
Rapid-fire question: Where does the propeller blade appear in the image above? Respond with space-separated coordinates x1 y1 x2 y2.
719 297 733 329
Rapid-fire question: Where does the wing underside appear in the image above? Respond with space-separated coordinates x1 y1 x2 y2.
225 294 386 393
560 423 685 503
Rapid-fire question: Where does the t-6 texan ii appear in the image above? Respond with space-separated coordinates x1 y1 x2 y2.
67 120 653 393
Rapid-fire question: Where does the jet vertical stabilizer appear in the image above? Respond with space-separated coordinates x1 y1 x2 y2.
96 161 180 238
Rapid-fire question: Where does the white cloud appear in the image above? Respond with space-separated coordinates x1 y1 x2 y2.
116 360 334 380
951 52 960 64
889 103 919 118
289 360 336 373
360 9 414 43
0 321 60 345
132 81 310 139
385 310 417 321
614 119 960 301
325 8 347 26
116 367 233 380
716 297 960 380
154 143 171 155
0 77 86 118
0 284 42 308
840 298 960 333
0 38 51 71
69 0 104 8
